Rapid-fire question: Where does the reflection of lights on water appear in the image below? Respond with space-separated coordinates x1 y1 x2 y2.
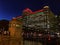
59 23 60 25
4 31 7 34
38 34 42 36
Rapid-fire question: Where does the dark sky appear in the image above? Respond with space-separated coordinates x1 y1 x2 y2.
0 0 60 20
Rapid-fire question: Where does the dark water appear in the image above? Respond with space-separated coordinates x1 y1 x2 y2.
23 37 60 45
0 35 60 45
0 35 21 45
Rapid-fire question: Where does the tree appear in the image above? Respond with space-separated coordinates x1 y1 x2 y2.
0 19 9 31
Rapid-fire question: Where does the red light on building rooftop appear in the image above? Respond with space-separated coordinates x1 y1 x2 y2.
17 16 22 18
32 9 44 14
23 8 32 13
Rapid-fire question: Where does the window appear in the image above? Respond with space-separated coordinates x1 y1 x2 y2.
13 24 16 26
16 24 19 27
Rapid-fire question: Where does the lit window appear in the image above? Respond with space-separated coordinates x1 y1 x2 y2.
16 24 20 27
47 25 50 28
13 23 16 26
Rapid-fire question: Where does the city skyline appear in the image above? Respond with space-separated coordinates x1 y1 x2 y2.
0 0 60 20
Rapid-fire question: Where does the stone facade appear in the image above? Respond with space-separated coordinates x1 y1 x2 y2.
9 17 23 45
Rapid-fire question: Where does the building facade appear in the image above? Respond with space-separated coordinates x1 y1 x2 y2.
9 16 22 37
9 6 57 45
22 6 55 32
22 6 56 45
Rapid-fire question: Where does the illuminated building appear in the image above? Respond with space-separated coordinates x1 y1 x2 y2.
9 16 22 37
22 6 55 32
22 6 55 45
9 6 56 45
9 16 23 45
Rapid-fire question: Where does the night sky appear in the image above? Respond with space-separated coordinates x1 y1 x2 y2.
0 0 60 20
